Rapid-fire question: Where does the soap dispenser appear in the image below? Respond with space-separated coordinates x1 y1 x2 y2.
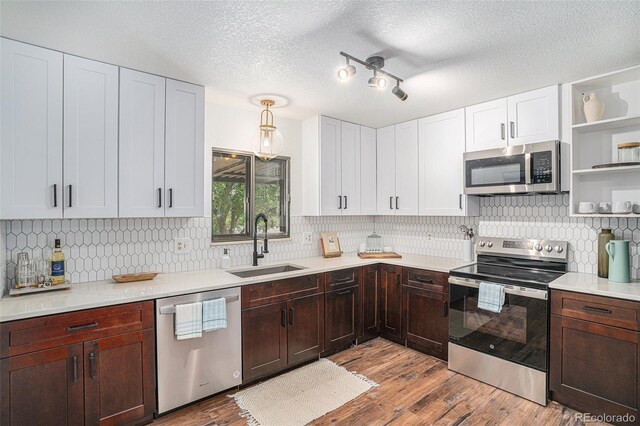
221 248 232 269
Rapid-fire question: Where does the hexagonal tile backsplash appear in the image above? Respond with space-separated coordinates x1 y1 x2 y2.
2 193 639 290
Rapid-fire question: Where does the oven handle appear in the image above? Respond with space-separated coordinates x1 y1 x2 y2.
448 276 547 301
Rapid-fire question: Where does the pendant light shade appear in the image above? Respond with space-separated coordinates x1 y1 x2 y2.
252 99 284 161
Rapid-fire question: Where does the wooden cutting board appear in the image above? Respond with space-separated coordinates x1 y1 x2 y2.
357 252 402 259
112 272 158 283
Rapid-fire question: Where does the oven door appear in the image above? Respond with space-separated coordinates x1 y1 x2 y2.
448 276 548 372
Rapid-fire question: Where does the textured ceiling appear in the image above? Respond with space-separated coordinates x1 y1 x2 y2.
2 1 640 127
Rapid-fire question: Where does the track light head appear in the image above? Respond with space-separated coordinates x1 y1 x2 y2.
392 83 408 101
368 70 387 90
338 58 356 80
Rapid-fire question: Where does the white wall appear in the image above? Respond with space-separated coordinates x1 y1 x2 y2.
204 101 302 217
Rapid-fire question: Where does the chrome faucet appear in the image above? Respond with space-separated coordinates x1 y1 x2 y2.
253 213 269 266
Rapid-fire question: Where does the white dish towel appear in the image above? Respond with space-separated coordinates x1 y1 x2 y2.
477 282 505 313
203 297 227 332
174 301 203 340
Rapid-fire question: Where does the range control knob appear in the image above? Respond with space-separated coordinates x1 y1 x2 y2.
487 241 494 248
478 241 486 247
555 246 564 253
534 244 543 252
545 245 553 252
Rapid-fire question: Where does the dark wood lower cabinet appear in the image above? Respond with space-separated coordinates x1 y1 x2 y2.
379 264 404 343
1 344 84 426
325 285 360 351
361 265 379 342
0 301 156 426
242 301 288 382
288 293 324 365
84 330 155 425
550 313 640 420
403 286 449 360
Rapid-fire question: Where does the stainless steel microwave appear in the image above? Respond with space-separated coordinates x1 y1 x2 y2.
463 140 561 195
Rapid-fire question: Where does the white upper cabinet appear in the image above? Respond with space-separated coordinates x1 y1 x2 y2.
359 126 377 215
319 116 342 215
1 38 63 219
63 55 119 218
119 68 166 218
340 121 361 215
376 125 396 214
466 85 560 152
419 109 478 216
302 116 370 216
465 98 508 152
507 85 559 146
394 120 419 215
164 79 205 217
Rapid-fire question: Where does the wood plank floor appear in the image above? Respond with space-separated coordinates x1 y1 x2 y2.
152 338 604 426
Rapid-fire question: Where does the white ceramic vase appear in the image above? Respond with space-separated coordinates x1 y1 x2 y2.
583 92 605 123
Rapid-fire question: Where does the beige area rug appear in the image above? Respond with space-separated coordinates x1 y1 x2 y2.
230 358 378 426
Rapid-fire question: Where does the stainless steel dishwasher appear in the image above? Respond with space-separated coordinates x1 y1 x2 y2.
156 287 242 414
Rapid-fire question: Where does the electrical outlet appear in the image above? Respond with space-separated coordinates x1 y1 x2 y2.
427 233 433 241
302 232 313 245
174 238 192 254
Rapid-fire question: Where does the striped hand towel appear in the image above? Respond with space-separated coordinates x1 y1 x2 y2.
203 297 227 332
174 301 203 340
477 282 505 313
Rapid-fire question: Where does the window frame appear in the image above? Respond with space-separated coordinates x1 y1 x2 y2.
211 148 290 244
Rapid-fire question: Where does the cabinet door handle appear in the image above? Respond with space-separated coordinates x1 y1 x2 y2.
500 123 506 140
53 184 58 207
395 196 399 210
459 194 463 210
396 274 400 287
68 185 73 208
289 308 295 326
169 188 173 208
344 196 347 210
158 188 162 208
443 300 449 318
281 309 286 327
510 121 515 139
338 196 342 209
89 352 96 379
67 322 98 332
582 305 612 315
72 355 78 383
389 196 393 210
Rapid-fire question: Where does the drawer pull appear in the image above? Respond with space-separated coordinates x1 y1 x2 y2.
582 306 612 315
336 289 353 295
413 277 434 284
89 352 96 379
332 276 354 284
67 322 99 332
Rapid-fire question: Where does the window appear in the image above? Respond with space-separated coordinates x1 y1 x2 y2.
211 149 290 242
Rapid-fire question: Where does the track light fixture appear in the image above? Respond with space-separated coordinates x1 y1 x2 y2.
338 51 407 101
337 58 356 80
392 80 408 101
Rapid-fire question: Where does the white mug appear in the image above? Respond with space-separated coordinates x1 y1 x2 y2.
599 202 612 214
633 203 640 214
359 242 366 253
612 201 633 214
578 201 597 214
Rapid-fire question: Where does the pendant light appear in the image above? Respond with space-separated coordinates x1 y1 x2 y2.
252 99 284 161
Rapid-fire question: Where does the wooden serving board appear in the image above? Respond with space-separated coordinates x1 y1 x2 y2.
112 272 158 283
357 252 402 259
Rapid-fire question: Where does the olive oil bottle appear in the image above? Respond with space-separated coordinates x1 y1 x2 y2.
50 239 65 285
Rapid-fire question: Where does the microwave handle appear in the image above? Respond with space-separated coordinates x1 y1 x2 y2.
525 153 532 185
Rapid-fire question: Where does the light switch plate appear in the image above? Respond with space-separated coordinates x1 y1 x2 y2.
174 238 192 254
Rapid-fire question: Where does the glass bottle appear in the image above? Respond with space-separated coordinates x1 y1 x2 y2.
50 239 66 285
597 229 614 278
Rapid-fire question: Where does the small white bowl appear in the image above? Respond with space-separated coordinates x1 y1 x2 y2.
383 246 392 253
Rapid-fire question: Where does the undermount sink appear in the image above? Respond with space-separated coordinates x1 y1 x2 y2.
228 264 307 278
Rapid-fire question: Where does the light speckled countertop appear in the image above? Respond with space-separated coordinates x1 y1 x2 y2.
0 252 471 322
549 272 640 302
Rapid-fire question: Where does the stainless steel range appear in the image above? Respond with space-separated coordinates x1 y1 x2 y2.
448 237 568 405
